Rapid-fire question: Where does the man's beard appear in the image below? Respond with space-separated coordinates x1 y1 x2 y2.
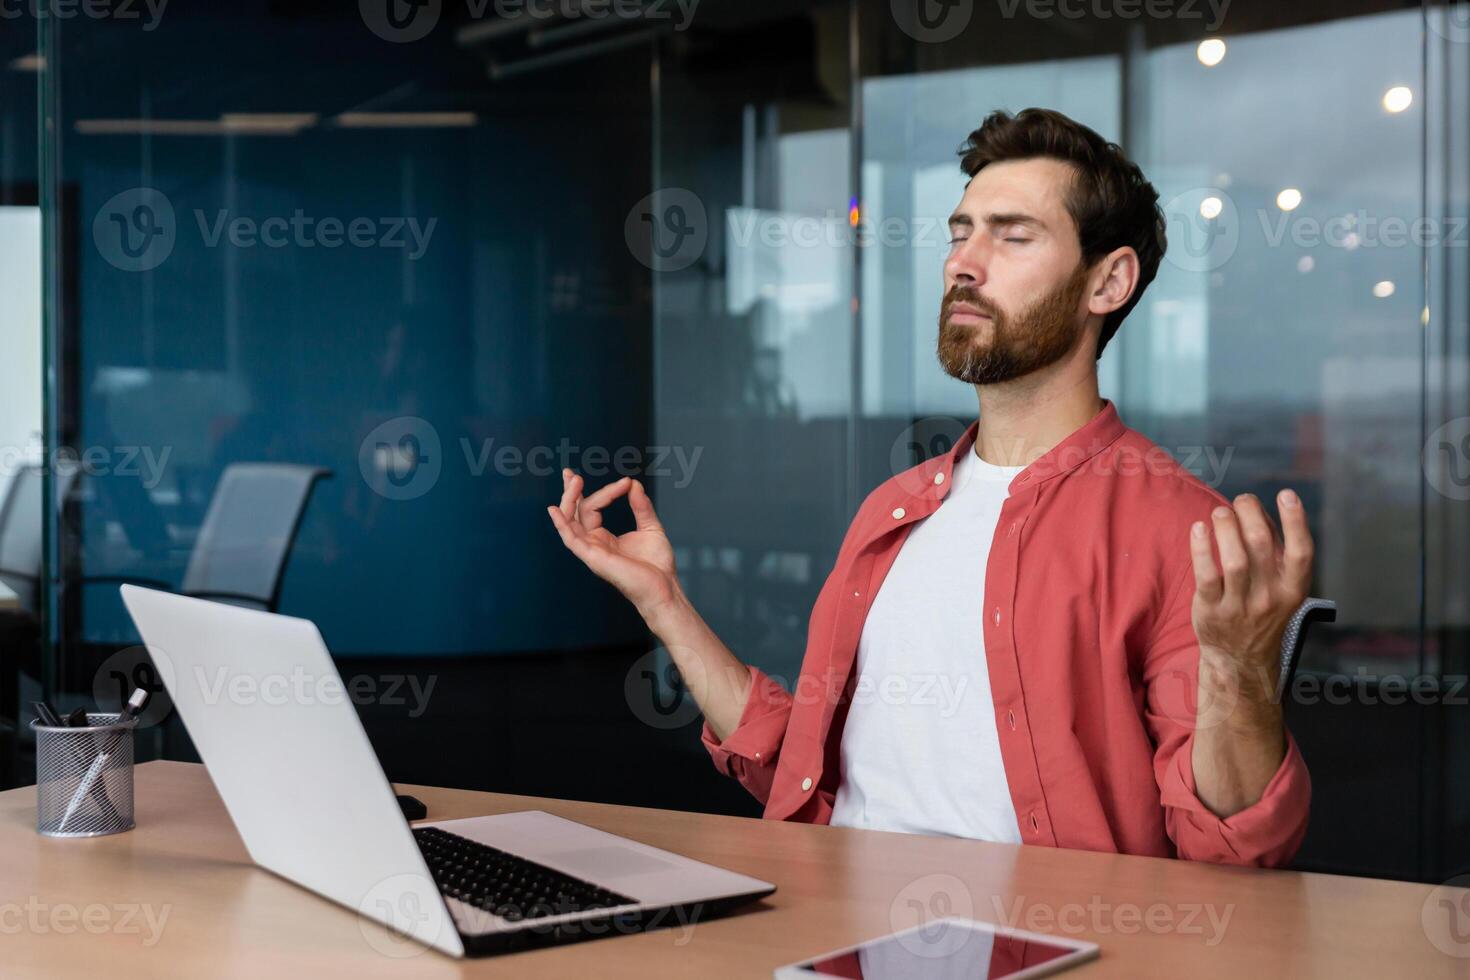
936 263 1091 385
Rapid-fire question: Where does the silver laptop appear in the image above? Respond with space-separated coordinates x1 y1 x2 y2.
120 585 775 958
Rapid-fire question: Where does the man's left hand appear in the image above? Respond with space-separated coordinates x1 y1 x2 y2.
1189 489 1315 727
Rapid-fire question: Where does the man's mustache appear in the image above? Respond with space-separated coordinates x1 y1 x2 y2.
942 286 1002 322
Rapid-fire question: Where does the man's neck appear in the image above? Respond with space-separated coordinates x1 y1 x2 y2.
973 358 1104 467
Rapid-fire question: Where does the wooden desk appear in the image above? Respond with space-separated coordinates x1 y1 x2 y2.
0 761 1463 978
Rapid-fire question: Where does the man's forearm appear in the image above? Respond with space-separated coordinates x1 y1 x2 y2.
1190 649 1287 817
642 589 754 742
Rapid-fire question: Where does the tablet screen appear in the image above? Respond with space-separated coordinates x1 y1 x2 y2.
791 918 1094 979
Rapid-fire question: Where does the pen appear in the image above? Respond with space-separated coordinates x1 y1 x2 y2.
31 701 63 727
57 689 149 833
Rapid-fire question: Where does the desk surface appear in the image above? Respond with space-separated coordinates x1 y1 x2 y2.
1 761 1463 978
0 578 19 610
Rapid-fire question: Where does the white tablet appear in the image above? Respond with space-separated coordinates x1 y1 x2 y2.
773 917 1099 979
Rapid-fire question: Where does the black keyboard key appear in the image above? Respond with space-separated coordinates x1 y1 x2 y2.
413 826 636 922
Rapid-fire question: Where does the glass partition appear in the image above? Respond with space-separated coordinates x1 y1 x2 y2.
36 6 657 674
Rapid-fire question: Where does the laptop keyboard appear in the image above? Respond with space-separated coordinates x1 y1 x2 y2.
414 826 637 922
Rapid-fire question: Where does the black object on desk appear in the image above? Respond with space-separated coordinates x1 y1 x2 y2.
397 794 427 821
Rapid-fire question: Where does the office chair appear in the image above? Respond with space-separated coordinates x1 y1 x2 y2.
0 463 83 786
0 463 82 614
1278 597 1338 702
84 462 332 612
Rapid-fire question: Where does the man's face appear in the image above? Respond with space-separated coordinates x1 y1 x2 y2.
939 157 1092 385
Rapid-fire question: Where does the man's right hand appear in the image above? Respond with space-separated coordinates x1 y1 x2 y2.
545 467 754 740
546 469 680 621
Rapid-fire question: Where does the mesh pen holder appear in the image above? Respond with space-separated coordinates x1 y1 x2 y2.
32 713 137 838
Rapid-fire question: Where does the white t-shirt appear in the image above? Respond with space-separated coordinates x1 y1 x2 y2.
830 447 1025 842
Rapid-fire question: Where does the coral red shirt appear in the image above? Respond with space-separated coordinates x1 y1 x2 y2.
702 400 1310 867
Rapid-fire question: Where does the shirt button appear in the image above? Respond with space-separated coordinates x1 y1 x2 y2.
933 472 945 486
992 608 1001 626
801 777 813 792
1006 709 1016 730
1008 521 1017 536
852 591 861 598
754 752 762 761
891 507 906 520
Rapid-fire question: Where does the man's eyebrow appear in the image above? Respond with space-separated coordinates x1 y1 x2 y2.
947 211 1048 231
983 211 1046 229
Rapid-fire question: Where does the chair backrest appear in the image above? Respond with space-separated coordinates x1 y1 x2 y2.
0 463 80 613
180 463 330 611
1277 597 1337 702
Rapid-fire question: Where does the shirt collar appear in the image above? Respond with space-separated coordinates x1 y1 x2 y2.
938 399 1127 497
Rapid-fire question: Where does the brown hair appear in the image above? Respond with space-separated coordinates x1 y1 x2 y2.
957 108 1166 359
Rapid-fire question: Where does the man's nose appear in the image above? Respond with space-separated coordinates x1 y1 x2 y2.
945 237 988 288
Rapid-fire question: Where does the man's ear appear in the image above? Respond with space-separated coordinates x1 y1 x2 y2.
1088 247 1140 318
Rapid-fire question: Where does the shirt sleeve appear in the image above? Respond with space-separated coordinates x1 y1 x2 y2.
700 665 793 806
1141 558 1312 868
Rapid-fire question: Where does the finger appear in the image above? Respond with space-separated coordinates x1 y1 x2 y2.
558 468 583 522
1277 488 1314 596
628 479 663 532
578 477 633 531
1211 506 1250 604
547 504 598 565
1189 520 1223 604
1233 493 1278 592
